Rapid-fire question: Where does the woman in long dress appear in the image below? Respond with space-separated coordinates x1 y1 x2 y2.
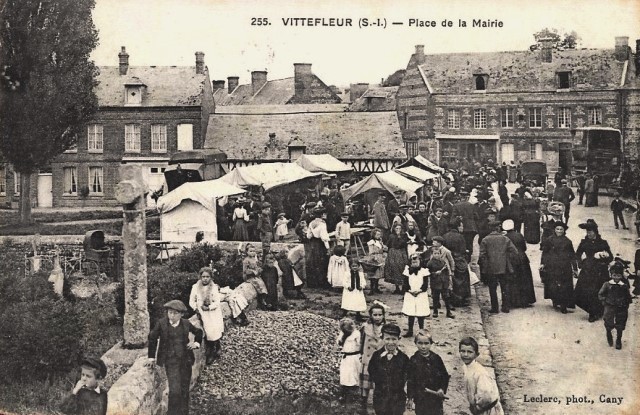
503 219 536 307
231 200 250 241
442 217 471 307
305 208 331 288
522 193 541 244
540 221 577 313
385 223 409 294
365 228 386 294
189 267 224 364
574 221 612 322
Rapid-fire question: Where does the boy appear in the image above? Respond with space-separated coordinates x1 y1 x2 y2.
610 193 628 230
407 330 450 415
60 357 108 415
147 300 203 415
459 337 503 415
366 323 410 415
335 212 352 255
598 262 633 349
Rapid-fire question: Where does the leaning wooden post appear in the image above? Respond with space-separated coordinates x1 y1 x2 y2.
115 165 150 348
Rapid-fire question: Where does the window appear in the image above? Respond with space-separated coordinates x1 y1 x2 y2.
0 167 5 195
447 109 460 129
63 167 77 195
558 107 571 128
501 143 514 163
125 124 141 152
88 124 103 152
151 124 167 152
177 124 194 150
89 167 103 194
474 109 487 129
126 86 142 105
529 108 542 128
475 76 486 91
501 108 514 128
149 167 166 174
14 172 20 195
403 111 409 129
558 72 571 89
588 107 602 125
530 143 543 159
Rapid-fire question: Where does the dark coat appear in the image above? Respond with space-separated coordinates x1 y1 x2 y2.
479 231 519 275
60 387 108 415
442 229 467 258
407 352 450 408
452 201 478 233
574 236 612 315
598 281 632 307
367 348 410 401
505 230 537 306
148 317 203 366
541 234 576 306
553 186 575 207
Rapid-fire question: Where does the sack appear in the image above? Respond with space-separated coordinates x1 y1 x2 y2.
469 265 480 285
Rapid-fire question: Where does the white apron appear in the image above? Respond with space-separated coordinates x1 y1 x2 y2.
401 267 431 317
189 281 224 341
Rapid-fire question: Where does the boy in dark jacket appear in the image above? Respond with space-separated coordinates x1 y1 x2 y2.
147 300 203 415
598 263 632 349
407 330 450 415
367 323 410 415
610 194 628 230
60 357 108 415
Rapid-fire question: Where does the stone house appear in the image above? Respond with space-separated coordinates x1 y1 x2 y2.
348 84 398 112
397 37 640 171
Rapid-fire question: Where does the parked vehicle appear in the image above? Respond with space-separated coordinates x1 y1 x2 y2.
520 159 548 186
571 127 623 193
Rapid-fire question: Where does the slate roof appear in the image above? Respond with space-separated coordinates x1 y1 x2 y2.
348 86 398 111
95 66 207 106
213 77 297 105
204 110 405 160
418 48 626 93
215 104 349 114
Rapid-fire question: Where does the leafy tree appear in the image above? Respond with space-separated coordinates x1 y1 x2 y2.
382 69 406 87
0 0 99 223
531 28 580 50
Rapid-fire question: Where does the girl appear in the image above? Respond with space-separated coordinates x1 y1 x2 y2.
342 260 367 318
337 317 361 404
189 267 224 364
328 245 350 289
359 303 386 414
231 199 249 241
385 223 409 294
402 254 430 337
365 228 387 294
261 252 280 310
242 244 270 310
274 212 291 241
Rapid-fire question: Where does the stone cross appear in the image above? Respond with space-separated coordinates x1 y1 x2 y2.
115 165 150 348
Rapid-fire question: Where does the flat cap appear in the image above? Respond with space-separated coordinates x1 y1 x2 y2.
164 299 188 312
381 323 401 337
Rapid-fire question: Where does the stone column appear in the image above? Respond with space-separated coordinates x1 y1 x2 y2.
115 165 150 348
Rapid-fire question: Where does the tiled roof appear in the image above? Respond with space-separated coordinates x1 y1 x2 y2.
95 66 207 106
204 111 405 160
215 104 349 114
213 77 296 105
348 86 398 111
418 49 626 93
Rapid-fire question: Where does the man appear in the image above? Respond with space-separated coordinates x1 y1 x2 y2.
479 221 519 313
371 193 391 240
392 204 414 231
452 192 479 259
584 174 595 207
575 173 586 205
554 167 566 187
552 179 575 224
610 193 628 230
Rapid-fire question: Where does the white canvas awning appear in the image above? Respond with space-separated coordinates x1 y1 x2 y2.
397 155 445 173
395 166 439 182
157 179 246 213
294 154 353 173
340 170 423 201
220 162 323 192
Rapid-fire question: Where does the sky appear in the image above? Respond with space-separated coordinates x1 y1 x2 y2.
91 0 640 87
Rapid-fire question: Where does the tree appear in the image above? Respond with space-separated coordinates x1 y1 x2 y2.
382 69 406 87
0 0 99 223
531 28 580 51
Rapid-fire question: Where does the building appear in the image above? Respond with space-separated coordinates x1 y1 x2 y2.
46 47 215 207
397 37 640 170
348 84 398 112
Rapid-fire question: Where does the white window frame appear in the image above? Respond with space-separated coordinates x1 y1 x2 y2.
177 124 194 151
151 124 168 153
474 109 487 129
501 108 514 128
447 109 460 129
0 167 5 196
63 167 77 195
125 86 142 106
588 107 602 125
88 167 103 194
529 108 542 128
13 172 21 195
87 124 103 153
125 124 141 153
558 107 571 129
530 143 543 159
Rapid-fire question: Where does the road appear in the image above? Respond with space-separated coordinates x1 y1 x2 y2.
479 189 639 415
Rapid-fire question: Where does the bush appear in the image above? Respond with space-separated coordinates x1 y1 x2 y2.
0 271 59 312
170 242 222 273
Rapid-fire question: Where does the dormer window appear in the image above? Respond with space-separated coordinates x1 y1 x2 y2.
557 71 571 89
126 86 142 105
473 69 488 92
475 76 486 90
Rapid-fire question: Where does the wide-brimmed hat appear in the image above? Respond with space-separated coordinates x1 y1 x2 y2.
502 219 514 231
164 300 188 312
578 220 598 231
81 357 107 379
553 220 568 230
278 212 286 217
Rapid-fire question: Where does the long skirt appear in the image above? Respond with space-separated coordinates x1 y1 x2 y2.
200 308 224 341
523 212 541 244
574 261 609 316
384 248 408 285
305 237 329 288
510 261 536 307
232 219 249 241
451 255 471 302
542 269 575 308
340 354 361 387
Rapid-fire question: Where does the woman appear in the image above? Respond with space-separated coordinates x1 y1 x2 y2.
522 192 541 244
405 221 424 258
189 267 224 364
503 219 536 308
385 223 408 294
540 221 577 313
231 199 250 241
442 217 471 307
305 208 331 288
574 221 612 322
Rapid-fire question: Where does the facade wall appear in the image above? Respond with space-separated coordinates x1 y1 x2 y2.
289 74 342 104
0 165 38 208
622 89 640 164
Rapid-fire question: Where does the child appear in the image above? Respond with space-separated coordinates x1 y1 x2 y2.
274 212 291 241
295 219 310 243
277 249 306 299
189 267 224 364
337 317 362 404
335 212 352 255
147 300 203 415
60 357 108 415
610 193 628 230
598 262 633 349
242 244 270 310
261 251 280 310
342 260 367 318
427 237 455 319
402 254 431 337
328 245 349 289
459 337 504 415
219 285 250 326
365 228 387 294
257 202 273 258
359 303 386 414
367 323 410 415
407 330 450 415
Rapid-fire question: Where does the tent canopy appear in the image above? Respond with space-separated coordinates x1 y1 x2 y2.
157 178 246 213
294 154 353 174
341 170 423 201
220 162 323 192
397 155 444 174
395 166 439 182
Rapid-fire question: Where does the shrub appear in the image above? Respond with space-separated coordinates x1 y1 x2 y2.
170 242 222 273
0 271 59 312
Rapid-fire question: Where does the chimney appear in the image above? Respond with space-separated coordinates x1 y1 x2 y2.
414 44 425 65
227 76 239 94
212 80 225 91
539 37 554 63
614 36 629 61
195 51 205 74
349 83 369 102
636 39 640 77
294 63 313 77
251 70 268 95
118 46 129 75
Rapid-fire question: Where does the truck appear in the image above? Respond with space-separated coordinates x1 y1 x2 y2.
570 127 623 193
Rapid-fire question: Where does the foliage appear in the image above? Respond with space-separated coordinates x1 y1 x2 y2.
170 242 245 288
531 28 580 50
382 69 406 87
0 0 99 222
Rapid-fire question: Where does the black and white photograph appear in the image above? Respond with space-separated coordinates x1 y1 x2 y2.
0 0 639 414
